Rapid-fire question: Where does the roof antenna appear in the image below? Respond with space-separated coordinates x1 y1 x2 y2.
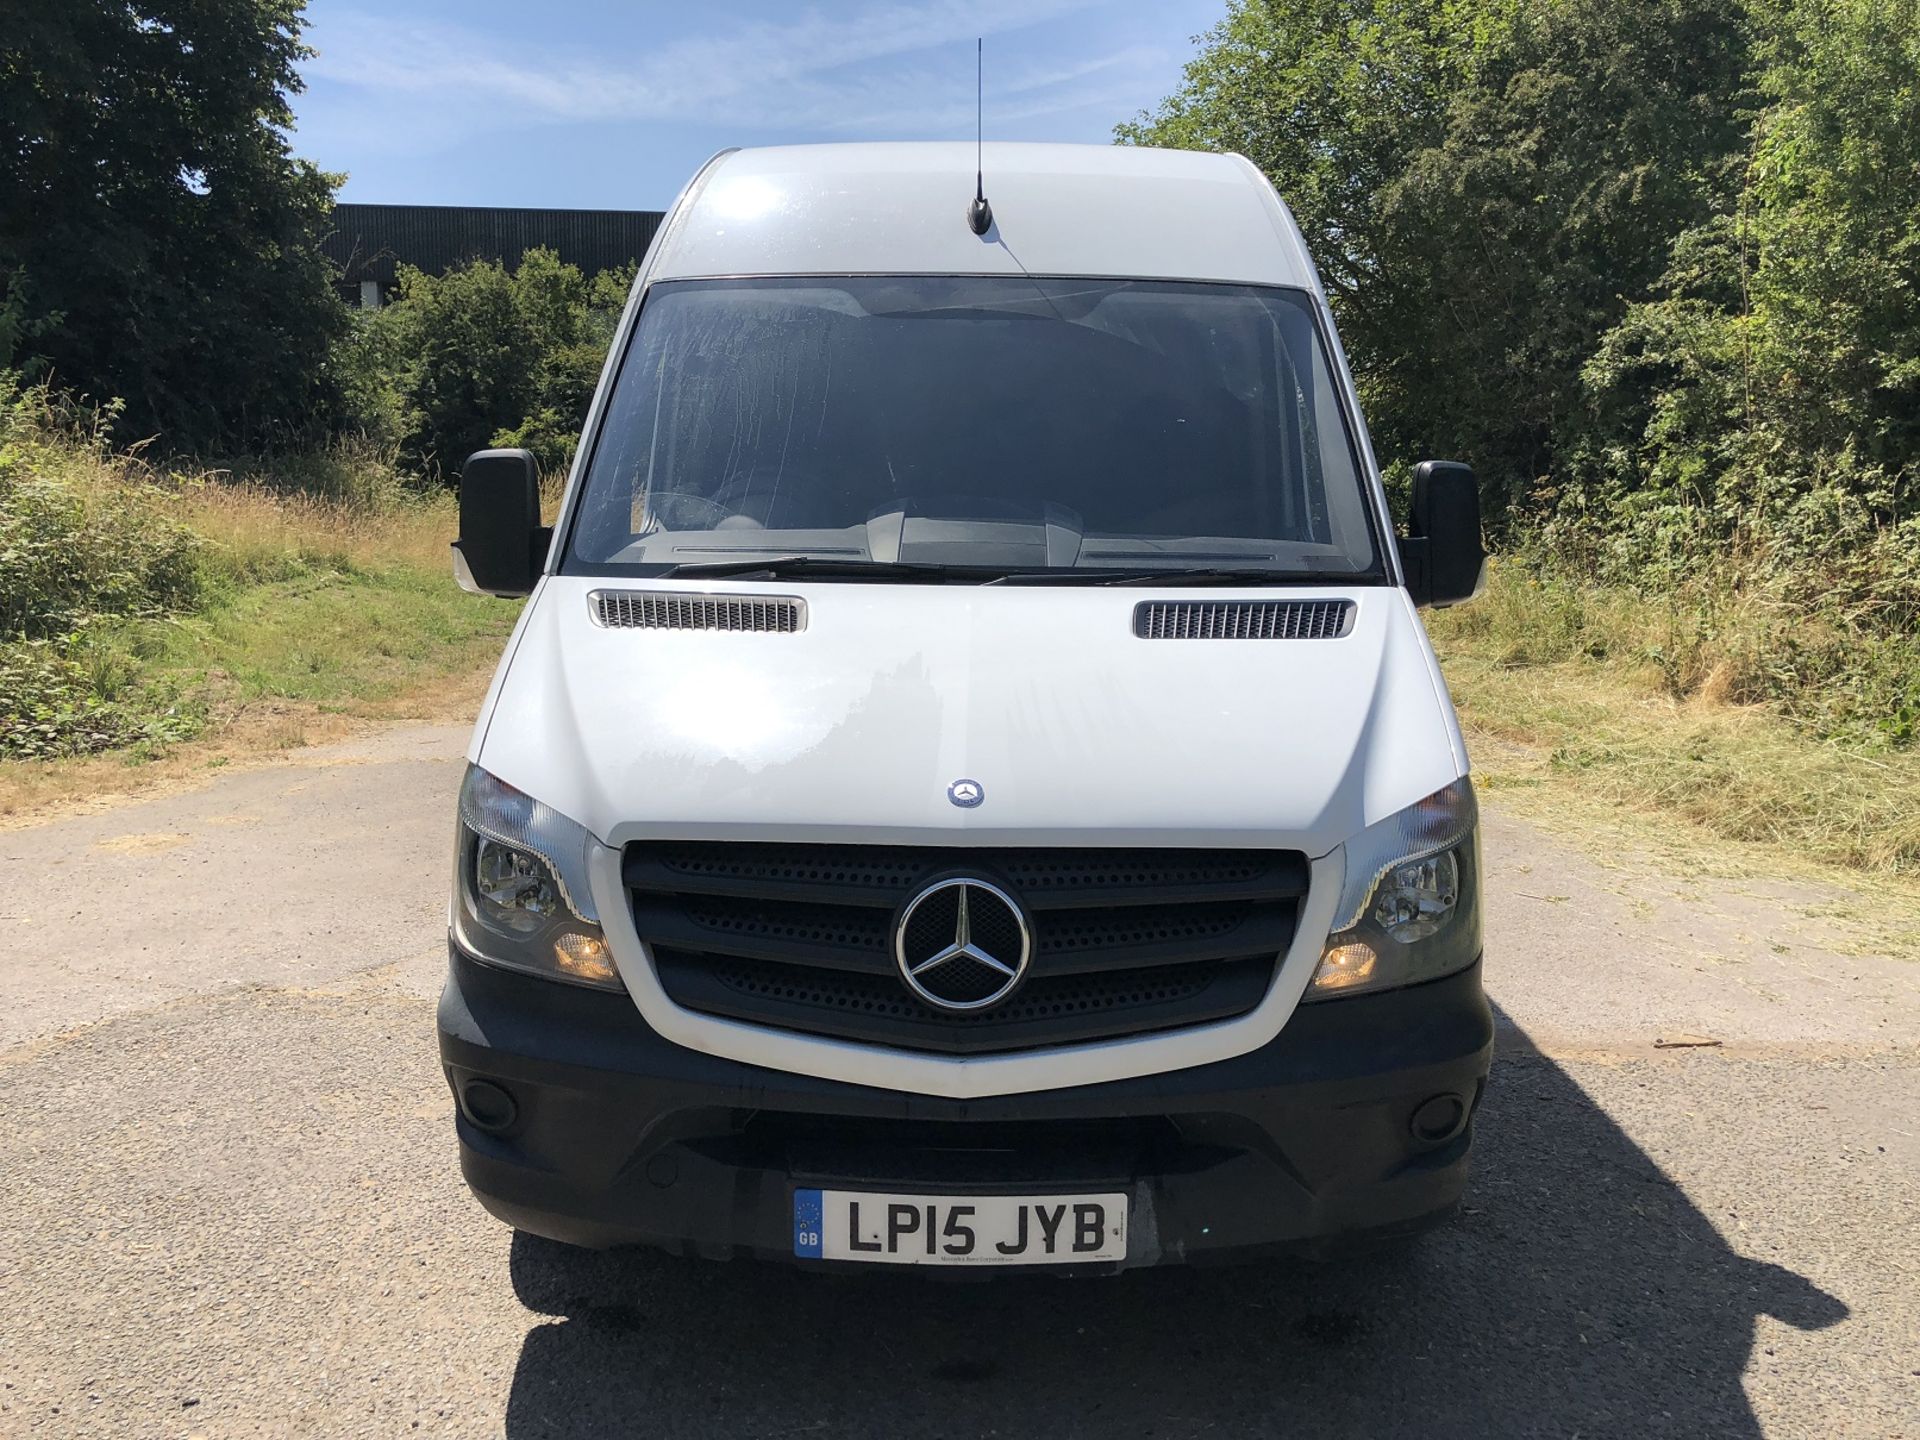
968 37 993 236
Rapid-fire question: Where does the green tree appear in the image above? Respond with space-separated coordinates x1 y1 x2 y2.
349 250 635 477
1581 0 1920 507
372 258 530 477
1569 0 1920 652
1383 0 1752 510
491 252 636 470
1119 0 1516 367
0 0 345 450
1121 0 1752 525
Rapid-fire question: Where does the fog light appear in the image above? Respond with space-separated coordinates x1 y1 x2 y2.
553 931 618 984
1312 940 1378 993
461 1079 517 1132
1410 1093 1468 1144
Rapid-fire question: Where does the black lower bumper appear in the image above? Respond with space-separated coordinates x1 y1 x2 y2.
437 946 1493 1270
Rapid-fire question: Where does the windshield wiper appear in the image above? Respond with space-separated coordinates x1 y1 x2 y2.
1100 568 1316 586
653 556 964 582
654 558 1339 586
989 567 1313 587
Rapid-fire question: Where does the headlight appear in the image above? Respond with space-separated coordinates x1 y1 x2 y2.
1305 778 1481 1000
452 765 623 990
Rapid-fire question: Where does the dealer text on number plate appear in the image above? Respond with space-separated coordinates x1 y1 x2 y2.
793 1188 1128 1265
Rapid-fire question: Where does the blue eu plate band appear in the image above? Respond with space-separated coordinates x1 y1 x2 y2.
793 1188 824 1258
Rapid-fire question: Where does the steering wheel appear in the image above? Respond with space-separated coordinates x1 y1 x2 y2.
640 490 733 530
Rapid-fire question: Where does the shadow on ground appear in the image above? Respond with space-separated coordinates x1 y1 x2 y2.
498 1015 1844 1438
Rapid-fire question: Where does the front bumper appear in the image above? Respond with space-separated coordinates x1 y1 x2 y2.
438 946 1493 1270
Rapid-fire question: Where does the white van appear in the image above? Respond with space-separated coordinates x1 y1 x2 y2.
441 143 1489 1270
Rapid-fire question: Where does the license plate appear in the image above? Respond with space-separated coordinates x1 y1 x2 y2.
793 1188 1128 1265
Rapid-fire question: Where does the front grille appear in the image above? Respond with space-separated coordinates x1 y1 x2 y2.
626 842 1308 1054
731 1112 1200 1186
1134 599 1354 640
611 1108 1237 1193
590 590 805 632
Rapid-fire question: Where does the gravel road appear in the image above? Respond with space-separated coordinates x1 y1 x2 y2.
0 723 1914 1438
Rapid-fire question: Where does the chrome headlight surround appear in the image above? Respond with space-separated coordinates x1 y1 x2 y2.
1305 778 1482 1001
452 765 623 990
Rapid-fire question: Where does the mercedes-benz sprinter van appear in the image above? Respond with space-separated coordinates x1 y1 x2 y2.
440 142 1490 1270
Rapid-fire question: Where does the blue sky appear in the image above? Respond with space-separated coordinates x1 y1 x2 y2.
290 0 1224 210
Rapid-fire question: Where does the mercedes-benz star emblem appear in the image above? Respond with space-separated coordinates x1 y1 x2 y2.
894 878 1031 1012
947 778 984 808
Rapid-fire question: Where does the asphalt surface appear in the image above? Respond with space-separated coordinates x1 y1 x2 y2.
0 722 1915 1438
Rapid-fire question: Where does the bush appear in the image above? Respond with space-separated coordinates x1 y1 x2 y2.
0 636 196 760
341 249 634 479
1493 492 1920 745
0 376 205 757
0 373 507 766
0 378 202 638
1524 0 1920 748
1427 559 1920 873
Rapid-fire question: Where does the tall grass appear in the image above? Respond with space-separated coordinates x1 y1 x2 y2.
1429 562 1920 873
0 379 515 763
172 442 465 583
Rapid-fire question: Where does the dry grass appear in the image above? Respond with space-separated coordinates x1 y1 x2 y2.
0 430 521 818
0 665 493 829
1430 562 1920 876
159 439 564 579
170 478 459 577
164 440 467 581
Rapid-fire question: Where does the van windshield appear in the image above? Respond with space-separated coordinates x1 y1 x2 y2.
564 276 1382 581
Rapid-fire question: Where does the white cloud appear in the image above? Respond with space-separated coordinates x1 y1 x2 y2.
820 45 1166 133
303 0 1165 134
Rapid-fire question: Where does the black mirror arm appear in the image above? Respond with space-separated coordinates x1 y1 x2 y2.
1397 533 1433 607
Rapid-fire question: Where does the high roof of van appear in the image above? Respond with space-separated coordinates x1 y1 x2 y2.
648 143 1321 292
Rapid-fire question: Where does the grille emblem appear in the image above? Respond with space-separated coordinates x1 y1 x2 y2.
947 778 984 808
894 878 1031 1012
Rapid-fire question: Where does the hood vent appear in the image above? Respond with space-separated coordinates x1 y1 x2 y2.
590 590 806 633
1134 599 1354 640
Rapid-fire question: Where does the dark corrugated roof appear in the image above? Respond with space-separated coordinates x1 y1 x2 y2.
322 203 666 285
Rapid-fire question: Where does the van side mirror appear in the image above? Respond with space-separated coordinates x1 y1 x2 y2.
1398 460 1485 607
452 449 549 598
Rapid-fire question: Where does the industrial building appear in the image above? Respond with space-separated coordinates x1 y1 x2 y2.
322 203 665 308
